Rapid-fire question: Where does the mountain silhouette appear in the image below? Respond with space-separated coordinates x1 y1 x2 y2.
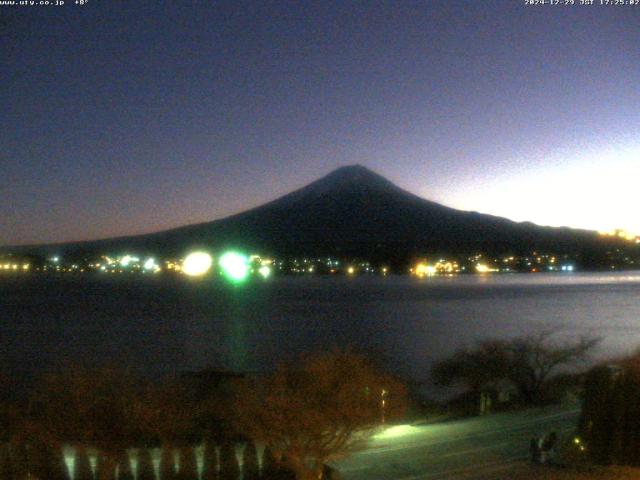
5 165 612 265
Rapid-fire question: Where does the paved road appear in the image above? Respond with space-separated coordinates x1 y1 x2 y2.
334 405 581 480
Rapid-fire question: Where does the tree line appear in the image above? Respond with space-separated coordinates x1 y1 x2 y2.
0 351 406 480
2 333 638 479
431 330 600 408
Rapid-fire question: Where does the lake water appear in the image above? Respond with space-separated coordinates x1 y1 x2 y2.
2 272 639 393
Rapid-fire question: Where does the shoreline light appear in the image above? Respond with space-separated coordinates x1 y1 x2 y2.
182 252 213 277
219 251 249 282
258 265 271 279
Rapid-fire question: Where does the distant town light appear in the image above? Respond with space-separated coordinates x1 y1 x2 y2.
219 251 249 281
475 263 498 273
415 263 436 277
182 251 213 277
258 265 271 278
144 258 159 271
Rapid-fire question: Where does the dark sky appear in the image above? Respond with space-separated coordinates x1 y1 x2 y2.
1 0 639 246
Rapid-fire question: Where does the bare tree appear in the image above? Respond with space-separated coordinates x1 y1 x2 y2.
431 340 511 393
432 331 600 405
231 350 407 480
507 331 600 404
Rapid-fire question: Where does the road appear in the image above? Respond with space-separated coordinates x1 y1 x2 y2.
334 404 581 480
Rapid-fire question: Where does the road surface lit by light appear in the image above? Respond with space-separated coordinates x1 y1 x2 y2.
334 405 580 480
374 424 421 439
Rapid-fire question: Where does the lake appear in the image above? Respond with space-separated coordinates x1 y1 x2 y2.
2 272 639 394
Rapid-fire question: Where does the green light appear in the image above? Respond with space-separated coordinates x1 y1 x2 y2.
256 442 265 473
87 448 98 480
173 450 181 474
150 448 161 480
235 443 246 471
63 445 76 480
219 252 249 281
194 445 205 480
127 449 139 480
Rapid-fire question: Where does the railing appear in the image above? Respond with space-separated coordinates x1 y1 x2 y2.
0 441 266 480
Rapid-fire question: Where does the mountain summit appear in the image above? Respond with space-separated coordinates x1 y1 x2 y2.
247 164 408 211
305 164 399 192
11 165 606 263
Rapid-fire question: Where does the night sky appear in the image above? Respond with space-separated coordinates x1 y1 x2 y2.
1 1 639 246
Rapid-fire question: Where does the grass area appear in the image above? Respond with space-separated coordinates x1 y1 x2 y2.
475 463 640 479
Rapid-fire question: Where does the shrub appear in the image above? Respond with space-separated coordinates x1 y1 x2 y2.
579 353 640 466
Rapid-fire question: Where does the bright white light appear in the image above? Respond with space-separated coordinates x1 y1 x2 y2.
144 258 157 270
120 255 132 267
182 252 213 277
374 424 420 439
258 265 271 278
415 263 436 276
